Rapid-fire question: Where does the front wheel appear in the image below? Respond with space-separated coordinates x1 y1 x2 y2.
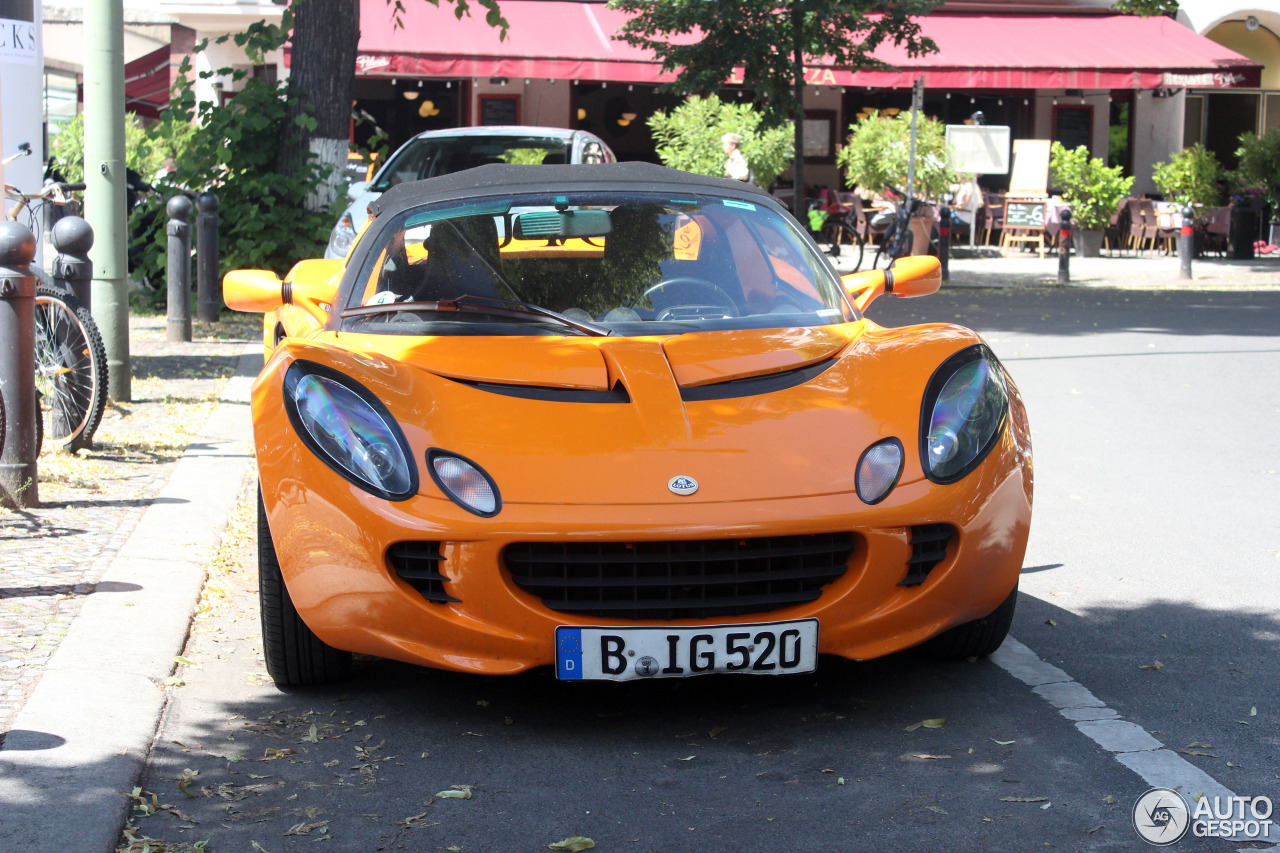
258 489 352 686
918 583 1018 659
33 279 107 453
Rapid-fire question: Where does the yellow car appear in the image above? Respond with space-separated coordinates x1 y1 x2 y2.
226 163 1033 686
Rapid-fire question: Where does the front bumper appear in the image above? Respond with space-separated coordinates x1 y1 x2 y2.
260 436 1032 676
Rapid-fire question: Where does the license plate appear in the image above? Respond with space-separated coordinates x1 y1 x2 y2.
555 619 818 681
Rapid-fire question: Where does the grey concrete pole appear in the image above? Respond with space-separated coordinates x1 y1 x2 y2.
196 192 220 323
52 216 95 309
1058 209 1072 284
938 206 951 283
166 195 193 343
1178 203 1194 281
0 221 40 508
84 0 131 402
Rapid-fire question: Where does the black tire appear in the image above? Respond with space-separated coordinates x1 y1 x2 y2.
822 221 865 272
874 222 916 269
258 489 351 686
918 583 1018 660
33 278 108 453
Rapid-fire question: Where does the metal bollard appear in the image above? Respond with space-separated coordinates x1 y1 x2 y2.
1179 203 1194 281
1058 208 1072 283
0 220 40 508
52 216 95 310
196 192 220 323
166 195 193 343
938 206 951 283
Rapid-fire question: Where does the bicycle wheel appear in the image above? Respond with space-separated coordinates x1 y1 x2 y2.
874 221 915 269
33 280 108 452
828 221 865 272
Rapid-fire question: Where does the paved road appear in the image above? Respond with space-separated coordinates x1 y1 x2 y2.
125 287 1280 852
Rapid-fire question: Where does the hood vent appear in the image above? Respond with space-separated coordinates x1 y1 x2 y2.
448 377 631 404
679 358 838 402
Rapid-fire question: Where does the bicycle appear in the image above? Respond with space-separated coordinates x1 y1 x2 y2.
808 195 866 272
870 189 940 270
5 149 108 453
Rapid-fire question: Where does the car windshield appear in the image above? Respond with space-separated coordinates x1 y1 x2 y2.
371 136 574 191
341 192 855 337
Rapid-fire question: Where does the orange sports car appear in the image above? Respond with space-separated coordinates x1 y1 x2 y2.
226 163 1033 687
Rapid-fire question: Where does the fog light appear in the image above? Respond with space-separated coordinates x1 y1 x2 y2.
856 439 904 505
428 450 501 516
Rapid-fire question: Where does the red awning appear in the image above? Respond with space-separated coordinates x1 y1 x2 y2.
125 44 171 119
353 1 1260 90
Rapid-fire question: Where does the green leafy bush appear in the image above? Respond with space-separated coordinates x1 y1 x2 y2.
836 110 955 201
1049 141 1134 231
1235 129 1280 213
123 16 336 299
1152 143 1222 214
48 112 193 184
646 95 794 190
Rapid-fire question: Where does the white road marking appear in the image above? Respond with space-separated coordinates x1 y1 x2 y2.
992 636 1276 846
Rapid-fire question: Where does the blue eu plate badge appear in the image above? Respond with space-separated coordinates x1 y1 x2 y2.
556 628 583 680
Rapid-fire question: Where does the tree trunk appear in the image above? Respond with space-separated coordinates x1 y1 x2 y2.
791 1 805 217
277 0 360 210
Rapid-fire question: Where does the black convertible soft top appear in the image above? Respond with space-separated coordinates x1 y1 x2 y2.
369 161 777 218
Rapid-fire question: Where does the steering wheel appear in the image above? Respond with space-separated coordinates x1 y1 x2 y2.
635 278 739 320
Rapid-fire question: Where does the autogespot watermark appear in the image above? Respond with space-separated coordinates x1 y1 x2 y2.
1133 787 1274 846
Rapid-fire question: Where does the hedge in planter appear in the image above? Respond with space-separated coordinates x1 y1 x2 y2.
1049 142 1133 235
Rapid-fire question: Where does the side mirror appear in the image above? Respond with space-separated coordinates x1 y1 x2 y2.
842 256 941 311
224 269 286 313
347 180 370 200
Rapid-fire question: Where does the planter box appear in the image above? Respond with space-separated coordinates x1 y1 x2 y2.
1075 229 1104 257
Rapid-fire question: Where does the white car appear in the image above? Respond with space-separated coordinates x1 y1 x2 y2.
325 126 615 258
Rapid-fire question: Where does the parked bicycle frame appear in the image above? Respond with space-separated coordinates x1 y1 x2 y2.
4 146 108 453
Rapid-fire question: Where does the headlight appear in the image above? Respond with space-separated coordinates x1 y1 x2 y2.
920 345 1009 484
283 361 416 501
856 439 904 504
326 212 358 258
427 449 502 517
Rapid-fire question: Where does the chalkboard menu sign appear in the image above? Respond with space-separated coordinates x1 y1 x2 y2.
479 95 519 126
1053 106 1093 152
1004 200 1046 230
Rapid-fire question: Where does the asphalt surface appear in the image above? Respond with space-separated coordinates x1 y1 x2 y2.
2 270 1278 852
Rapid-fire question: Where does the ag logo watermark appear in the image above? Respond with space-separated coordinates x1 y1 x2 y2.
1133 788 1190 846
1133 788 1274 845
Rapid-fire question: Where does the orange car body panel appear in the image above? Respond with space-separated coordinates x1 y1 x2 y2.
251 299 1034 675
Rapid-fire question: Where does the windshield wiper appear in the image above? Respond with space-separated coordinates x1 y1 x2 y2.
342 295 611 337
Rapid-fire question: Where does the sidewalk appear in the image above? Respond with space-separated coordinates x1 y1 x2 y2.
0 313 260 851
830 246 1280 289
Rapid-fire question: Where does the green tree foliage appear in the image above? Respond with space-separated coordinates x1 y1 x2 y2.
1049 141 1134 231
1235 129 1280 212
126 13 338 296
1152 143 1222 214
836 110 956 201
647 95 794 189
48 113 195 184
1111 0 1178 16
610 0 938 129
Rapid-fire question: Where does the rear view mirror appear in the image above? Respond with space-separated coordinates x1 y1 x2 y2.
514 209 613 240
224 269 286 313
347 181 370 200
842 256 941 311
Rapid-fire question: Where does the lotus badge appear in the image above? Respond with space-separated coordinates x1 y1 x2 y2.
668 475 699 496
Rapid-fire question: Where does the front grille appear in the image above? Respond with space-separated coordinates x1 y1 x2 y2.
388 541 459 603
504 533 854 620
900 524 954 587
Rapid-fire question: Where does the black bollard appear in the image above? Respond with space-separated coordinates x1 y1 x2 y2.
938 205 951 283
166 195 193 343
1058 208 1072 283
51 216 95 310
1178 203 1194 281
196 192 220 323
0 221 40 508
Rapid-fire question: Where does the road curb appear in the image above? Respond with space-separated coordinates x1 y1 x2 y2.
0 342 261 853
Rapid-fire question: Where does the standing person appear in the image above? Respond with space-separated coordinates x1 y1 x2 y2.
721 133 752 183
